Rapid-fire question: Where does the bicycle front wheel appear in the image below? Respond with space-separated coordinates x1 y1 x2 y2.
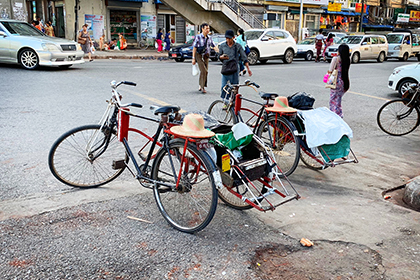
256 116 300 176
207 100 237 124
48 124 128 188
377 99 420 136
152 139 218 233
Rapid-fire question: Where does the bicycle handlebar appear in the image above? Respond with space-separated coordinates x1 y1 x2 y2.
110 80 142 108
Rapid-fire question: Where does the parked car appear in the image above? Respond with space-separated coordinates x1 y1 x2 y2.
388 63 420 96
0 19 84 70
168 34 222 62
386 30 420 61
325 34 388 63
244 28 297 65
168 38 194 62
296 36 341 61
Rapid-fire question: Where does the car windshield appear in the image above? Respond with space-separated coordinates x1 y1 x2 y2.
1 21 45 36
245 31 264 40
386 34 404 44
338 36 362 44
298 38 315 45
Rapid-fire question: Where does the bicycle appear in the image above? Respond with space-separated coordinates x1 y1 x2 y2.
48 80 222 233
207 80 300 177
377 84 420 136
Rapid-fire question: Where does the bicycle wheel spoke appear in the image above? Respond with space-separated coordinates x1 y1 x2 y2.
377 99 419 136
152 140 217 233
49 125 127 188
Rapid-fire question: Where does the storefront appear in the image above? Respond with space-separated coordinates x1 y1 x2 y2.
320 4 364 32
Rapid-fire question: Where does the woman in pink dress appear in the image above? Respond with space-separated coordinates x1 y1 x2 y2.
323 33 335 62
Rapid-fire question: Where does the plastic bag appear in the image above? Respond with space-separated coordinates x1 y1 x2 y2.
323 73 329 83
287 92 315 110
91 46 96 54
192 63 199 76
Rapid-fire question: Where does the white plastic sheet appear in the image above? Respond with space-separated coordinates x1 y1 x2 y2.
300 107 353 148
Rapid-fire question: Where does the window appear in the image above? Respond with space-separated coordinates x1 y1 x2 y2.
264 31 276 40
370 37 378 44
362 37 370 44
306 15 318 30
379 37 386 44
274 31 286 39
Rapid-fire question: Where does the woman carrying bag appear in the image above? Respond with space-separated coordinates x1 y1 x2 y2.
327 44 350 118
235 28 247 76
79 24 93 62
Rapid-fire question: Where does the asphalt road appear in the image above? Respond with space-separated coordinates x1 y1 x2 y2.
0 58 419 279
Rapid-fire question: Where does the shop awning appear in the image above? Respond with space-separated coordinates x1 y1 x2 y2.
321 7 361 16
362 24 394 29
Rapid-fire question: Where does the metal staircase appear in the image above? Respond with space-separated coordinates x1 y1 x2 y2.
160 0 264 33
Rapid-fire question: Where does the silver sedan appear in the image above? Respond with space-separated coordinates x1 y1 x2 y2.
0 19 84 70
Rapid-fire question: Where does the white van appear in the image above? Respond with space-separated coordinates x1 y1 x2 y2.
325 34 388 63
386 31 420 61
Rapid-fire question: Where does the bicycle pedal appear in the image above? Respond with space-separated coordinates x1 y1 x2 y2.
112 160 126 170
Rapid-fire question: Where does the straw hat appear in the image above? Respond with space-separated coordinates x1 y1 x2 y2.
266 96 297 114
170 114 215 138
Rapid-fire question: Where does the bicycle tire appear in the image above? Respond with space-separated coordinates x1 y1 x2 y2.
152 139 218 233
300 148 324 170
48 124 128 188
256 116 300 177
207 100 238 124
377 99 420 136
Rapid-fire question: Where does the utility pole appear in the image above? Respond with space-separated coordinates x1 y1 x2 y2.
75 0 80 41
359 0 365 32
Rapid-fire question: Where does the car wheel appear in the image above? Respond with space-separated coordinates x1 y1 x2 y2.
400 52 409 61
19 49 39 70
175 58 185 62
305 51 313 61
377 52 385 63
398 78 417 97
282 49 294 64
351 52 360 64
248 50 258 65
259 59 268 64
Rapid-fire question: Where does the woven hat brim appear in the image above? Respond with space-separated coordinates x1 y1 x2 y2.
170 126 215 138
266 107 297 114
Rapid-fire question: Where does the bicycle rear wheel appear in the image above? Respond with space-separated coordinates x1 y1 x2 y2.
48 124 128 188
152 139 218 233
377 99 420 136
207 100 237 124
300 148 324 170
256 116 300 177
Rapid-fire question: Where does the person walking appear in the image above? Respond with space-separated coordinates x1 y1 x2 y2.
164 30 171 52
79 24 93 62
156 28 163 53
328 44 350 118
192 23 216 94
219 30 252 99
323 33 334 62
315 29 325 62
236 28 247 76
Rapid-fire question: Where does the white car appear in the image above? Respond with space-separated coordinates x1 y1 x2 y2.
296 36 341 61
244 28 297 65
388 63 420 96
0 19 84 70
325 35 388 63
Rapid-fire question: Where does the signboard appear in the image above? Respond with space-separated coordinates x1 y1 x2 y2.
328 3 342 12
140 15 157 39
397 13 410 23
410 10 420 22
355 3 367 13
85 14 104 40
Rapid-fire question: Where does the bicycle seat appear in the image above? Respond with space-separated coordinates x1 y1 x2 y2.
259 92 278 100
153 105 181 115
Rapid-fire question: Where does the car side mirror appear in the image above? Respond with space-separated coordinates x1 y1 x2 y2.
261 37 269 41
0 31 6 37
361 42 367 45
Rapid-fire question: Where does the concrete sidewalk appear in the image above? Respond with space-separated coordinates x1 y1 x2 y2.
90 49 170 60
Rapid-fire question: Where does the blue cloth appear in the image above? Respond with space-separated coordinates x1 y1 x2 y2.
164 32 171 51
236 35 246 49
